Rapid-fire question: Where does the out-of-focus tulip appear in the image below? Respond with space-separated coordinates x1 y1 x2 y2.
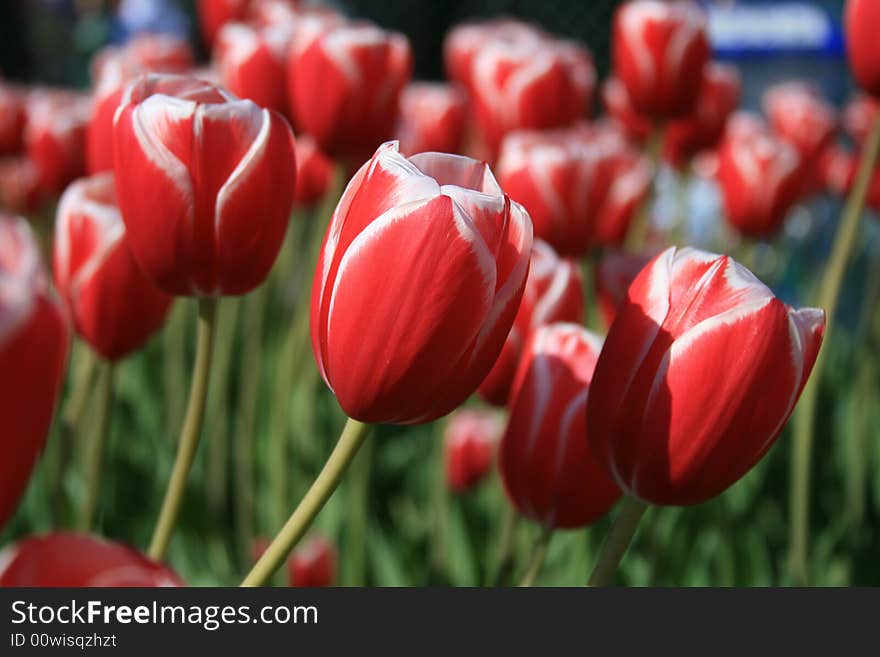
288 535 336 587
0 84 25 155
113 74 297 296
293 134 335 208
500 323 621 528
846 0 880 98
716 115 802 237
310 142 532 425
663 62 741 168
444 409 503 493
0 214 69 530
0 533 183 586
612 0 709 118
468 27 594 156
819 146 880 212
594 249 651 328
594 147 653 247
215 21 291 115
478 240 583 406
197 0 252 48
587 247 825 506
25 90 90 194
288 21 412 164
601 76 652 144
395 82 467 156
54 173 173 361
842 93 879 146
0 157 45 214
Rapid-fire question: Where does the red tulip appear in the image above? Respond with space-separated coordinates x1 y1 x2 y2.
819 146 880 212
113 74 297 296
594 145 652 247
716 114 802 237
310 142 533 424
288 21 412 164
842 93 879 146
0 84 25 155
601 76 652 144
197 0 252 49
25 90 90 194
54 173 173 361
0 157 45 214
594 249 652 328
0 214 69 530
587 247 825 506
444 409 503 493
288 535 336 587
395 82 467 156
293 134 335 208
663 62 741 168
468 27 594 156
845 0 880 98
478 240 583 406
215 21 291 115
0 532 183 586
500 323 621 528
613 0 710 119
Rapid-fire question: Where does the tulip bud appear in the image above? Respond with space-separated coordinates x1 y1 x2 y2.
215 21 291 115
113 74 297 296
311 141 532 425
396 82 467 156
613 0 710 118
594 147 652 247
845 0 880 98
288 535 337 587
25 90 90 194
54 173 173 361
444 409 503 493
293 134 335 208
594 249 652 328
663 62 741 168
0 84 25 156
469 27 594 156
601 76 652 144
716 114 802 237
842 93 879 146
0 532 183 586
0 157 45 214
288 21 412 164
500 323 621 528
0 214 69 529
587 247 825 506
478 240 583 406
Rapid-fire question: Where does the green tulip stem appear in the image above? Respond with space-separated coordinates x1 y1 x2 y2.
588 496 648 586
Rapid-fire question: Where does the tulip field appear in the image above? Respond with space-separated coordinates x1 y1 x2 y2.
1 0 880 590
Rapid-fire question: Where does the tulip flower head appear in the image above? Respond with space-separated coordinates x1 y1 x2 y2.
54 173 173 361
25 90 90 194
0 157 44 214
444 409 503 493
310 141 533 425
0 214 69 530
594 249 652 328
842 93 879 146
845 0 880 98
613 0 710 119
293 134 336 208
587 247 825 506
289 535 337 587
601 76 652 144
0 84 25 156
500 323 621 529
478 239 583 406
113 74 297 296
395 82 468 157
0 532 183 586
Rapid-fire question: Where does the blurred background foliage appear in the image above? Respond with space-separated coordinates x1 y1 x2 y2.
2 0 879 586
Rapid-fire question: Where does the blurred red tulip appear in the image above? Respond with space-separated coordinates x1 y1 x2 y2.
0 157 45 214
310 142 532 424
293 134 335 208
288 535 336 587
613 0 709 118
25 90 90 194
0 532 183 586
0 215 69 530
594 249 652 328
716 114 802 237
288 21 411 164
663 62 741 168
395 82 467 156
601 76 652 144
478 240 583 406
587 247 825 506
53 173 173 361
594 145 652 247
819 146 880 212
845 0 880 98
216 21 291 115
444 409 503 493
500 323 621 528
842 93 879 146
113 74 296 296
0 84 25 155
197 0 252 49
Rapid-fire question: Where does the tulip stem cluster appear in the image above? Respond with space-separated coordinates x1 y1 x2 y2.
242 417 372 587
789 113 880 585
587 496 648 587
493 506 519 586
519 528 552 587
77 362 115 532
148 298 218 561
